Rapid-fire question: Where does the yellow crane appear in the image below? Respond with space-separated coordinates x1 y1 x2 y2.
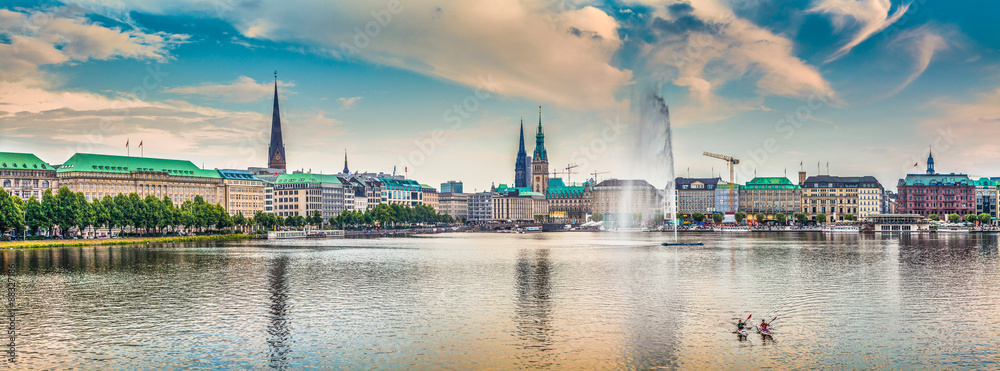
703 151 740 214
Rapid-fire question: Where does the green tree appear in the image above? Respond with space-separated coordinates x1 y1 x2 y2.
754 213 766 223
310 211 323 227
712 213 724 224
775 213 787 223
795 213 808 224
0 190 24 236
844 214 856 221
73 192 95 237
233 212 247 232
23 196 46 235
692 213 705 222
928 214 939 221
816 213 827 224
41 188 57 235
734 212 746 223
978 213 991 224
964 214 977 223
591 213 603 222
92 196 111 234
948 213 960 223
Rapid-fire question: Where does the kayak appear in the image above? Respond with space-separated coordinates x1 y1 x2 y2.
757 326 774 336
735 328 748 336
662 242 704 246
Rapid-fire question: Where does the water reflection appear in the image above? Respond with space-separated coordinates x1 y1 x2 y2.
514 248 554 368
267 255 292 370
5 255 15 365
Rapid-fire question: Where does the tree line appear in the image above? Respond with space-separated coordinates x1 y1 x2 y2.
0 186 458 238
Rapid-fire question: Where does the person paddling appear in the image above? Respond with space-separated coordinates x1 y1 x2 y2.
736 314 751 333
759 318 770 333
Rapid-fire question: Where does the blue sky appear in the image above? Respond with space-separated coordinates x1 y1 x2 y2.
1 0 998 191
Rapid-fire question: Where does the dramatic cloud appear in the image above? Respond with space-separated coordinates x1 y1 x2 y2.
809 0 910 62
338 96 363 110
164 76 293 103
641 0 836 124
886 24 951 97
66 0 633 109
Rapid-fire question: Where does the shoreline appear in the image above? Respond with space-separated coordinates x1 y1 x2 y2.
0 234 256 250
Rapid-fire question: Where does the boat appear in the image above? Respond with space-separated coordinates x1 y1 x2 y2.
822 225 859 233
604 227 650 232
756 326 774 336
713 226 750 232
661 242 704 246
935 225 970 233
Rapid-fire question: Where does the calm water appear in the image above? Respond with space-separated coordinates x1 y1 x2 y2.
1 232 998 369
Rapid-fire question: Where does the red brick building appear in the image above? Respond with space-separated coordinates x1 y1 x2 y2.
896 150 975 217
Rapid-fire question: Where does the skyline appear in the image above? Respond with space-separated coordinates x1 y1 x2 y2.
2 1 1000 192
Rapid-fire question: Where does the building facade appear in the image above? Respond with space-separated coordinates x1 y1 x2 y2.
440 181 463 194
675 177 720 215
0 152 58 200
739 177 802 219
974 178 997 221
467 192 493 223
273 173 344 220
591 179 663 226
714 183 739 214
438 193 469 220
896 151 975 218
800 175 882 221
56 153 224 204
421 184 439 211
492 189 548 222
380 178 422 206
218 169 265 217
546 178 591 223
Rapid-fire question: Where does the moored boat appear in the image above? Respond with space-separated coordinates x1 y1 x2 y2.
713 226 750 232
822 225 859 233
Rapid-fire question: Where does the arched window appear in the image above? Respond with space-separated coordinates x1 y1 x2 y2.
41 181 49 188
2 180 9 188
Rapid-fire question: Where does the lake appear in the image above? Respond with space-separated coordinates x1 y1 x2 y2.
1 232 998 369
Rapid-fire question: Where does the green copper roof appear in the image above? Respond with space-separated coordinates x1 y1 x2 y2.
900 174 972 186
495 184 532 194
275 173 342 184
549 178 566 188
742 177 800 189
974 178 995 187
0 152 54 171
520 191 545 197
420 184 436 191
57 153 220 177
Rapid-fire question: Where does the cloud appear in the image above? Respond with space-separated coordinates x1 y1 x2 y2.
920 88 1000 170
808 0 910 62
0 7 186 83
640 0 836 124
884 24 951 97
164 76 293 103
65 0 633 110
338 96 363 110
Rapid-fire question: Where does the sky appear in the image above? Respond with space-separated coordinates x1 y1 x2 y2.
1 0 999 192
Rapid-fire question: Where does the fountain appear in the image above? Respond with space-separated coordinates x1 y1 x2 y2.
628 87 680 243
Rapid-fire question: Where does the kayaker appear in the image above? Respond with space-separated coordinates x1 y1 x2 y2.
736 319 746 331
759 319 770 332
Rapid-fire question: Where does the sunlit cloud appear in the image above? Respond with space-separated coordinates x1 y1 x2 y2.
809 0 910 63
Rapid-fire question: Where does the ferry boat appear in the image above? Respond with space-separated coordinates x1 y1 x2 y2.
267 230 344 239
713 226 751 232
822 226 860 233
934 225 970 233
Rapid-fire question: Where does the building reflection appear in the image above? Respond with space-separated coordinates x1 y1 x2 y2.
267 255 291 370
514 248 554 368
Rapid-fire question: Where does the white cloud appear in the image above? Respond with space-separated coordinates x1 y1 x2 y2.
642 0 836 124
164 76 293 103
338 96 363 110
65 0 633 110
809 0 910 62
885 24 951 97
920 88 1000 171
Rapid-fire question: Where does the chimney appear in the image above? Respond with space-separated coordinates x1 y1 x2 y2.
798 171 807 185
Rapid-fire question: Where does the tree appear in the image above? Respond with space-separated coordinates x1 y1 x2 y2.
795 213 808 224
928 214 939 221
310 211 323 227
233 212 247 232
816 213 827 224
692 213 705 222
23 196 46 235
774 213 787 224
978 213 991 224
74 192 95 237
712 213 724 224
734 212 746 223
0 190 24 235
590 213 603 222
965 214 977 223
948 213 960 223
844 214 856 221
754 213 766 223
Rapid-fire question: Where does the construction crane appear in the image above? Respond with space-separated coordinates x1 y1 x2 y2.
591 170 609 183
703 151 740 214
564 164 579 184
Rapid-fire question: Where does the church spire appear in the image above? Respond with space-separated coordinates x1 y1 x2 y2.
533 106 547 161
342 149 350 174
926 145 935 175
515 117 529 187
267 71 287 170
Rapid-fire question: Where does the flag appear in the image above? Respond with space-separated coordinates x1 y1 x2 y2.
126 139 129 147
139 141 143 148
914 163 919 167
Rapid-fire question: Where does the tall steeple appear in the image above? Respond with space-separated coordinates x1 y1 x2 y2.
514 118 529 188
531 106 549 195
342 149 350 174
926 146 935 175
267 71 287 170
